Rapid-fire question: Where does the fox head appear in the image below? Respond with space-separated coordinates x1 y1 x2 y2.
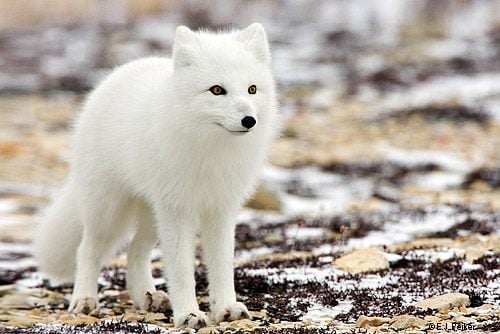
171 23 277 138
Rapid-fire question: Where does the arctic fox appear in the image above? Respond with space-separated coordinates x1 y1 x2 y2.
33 23 279 329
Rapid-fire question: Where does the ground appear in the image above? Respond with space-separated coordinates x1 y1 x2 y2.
0 1 499 333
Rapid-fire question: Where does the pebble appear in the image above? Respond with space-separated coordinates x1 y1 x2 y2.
197 327 219 334
356 315 391 328
414 293 470 311
464 246 486 262
0 291 36 309
0 285 16 297
334 247 389 273
245 184 282 211
466 304 493 316
390 314 426 330
61 314 100 325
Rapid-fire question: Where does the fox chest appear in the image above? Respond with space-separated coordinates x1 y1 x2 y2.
163 154 256 208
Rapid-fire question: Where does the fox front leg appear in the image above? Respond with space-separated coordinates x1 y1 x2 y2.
201 210 250 323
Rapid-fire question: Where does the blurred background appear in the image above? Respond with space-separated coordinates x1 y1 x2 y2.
0 0 500 250
0 0 499 330
1 0 499 224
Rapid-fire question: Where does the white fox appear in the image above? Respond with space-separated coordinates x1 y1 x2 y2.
33 23 279 329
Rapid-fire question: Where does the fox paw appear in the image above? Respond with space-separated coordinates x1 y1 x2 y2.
69 297 98 314
213 302 250 323
144 291 171 313
175 310 209 329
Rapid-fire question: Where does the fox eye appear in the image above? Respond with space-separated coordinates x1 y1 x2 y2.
209 85 226 95
248 85 257 94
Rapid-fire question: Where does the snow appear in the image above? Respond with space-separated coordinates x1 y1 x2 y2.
286 227 327 240
409 248 463 263
382 252 403 263
245 266 342 285
302 301 353 325
379 144 471 173
236 246 276 260
358 274 398 289
0 200 21 213
0 257 36 270
262 166 374 216
461 262 482 271
411 171 465 191
16 274 45 290
484 97 500 121
0 242 32 253
373 73 500 113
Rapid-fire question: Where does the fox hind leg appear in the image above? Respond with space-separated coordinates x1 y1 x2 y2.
69 193 131 313
127 202 170 312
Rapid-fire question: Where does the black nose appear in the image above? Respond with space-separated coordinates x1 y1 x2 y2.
241 116 256 129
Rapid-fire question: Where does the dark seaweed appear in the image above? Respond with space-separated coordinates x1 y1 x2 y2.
376 105 490 124
321 161 439 185
463 167 500 189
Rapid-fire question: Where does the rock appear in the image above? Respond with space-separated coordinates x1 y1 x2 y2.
0 292 36 309
245 185 281 211
57 313 78 322
248 310 266 320
225 318 256 329
466 303 493 316
0 314 41 328
143 312 168 322
424 315 441 323
451 314 475 323
334 247 389 273
0 284 16 297
60 314 100 325
218 318 256 330
198 327 219 334
390 315 426 330
464 246 486 262
356 315 391 327
414 293 470 311
34 289 69 309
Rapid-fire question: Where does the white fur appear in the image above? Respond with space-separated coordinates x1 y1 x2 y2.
33 23 279 329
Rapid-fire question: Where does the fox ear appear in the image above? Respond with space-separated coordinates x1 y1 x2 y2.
173 26 199 69
237 23 271 64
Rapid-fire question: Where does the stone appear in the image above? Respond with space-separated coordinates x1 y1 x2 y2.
57 314 78 322
466 304 493 316
390 315 426 330
225 318 256 329
334 247 389 273
0 292 36 309
60 314 100 325
198 327 219 334
0 284 16 297
356 315 391 328
464 246 486 263
414 293 470 311
245 184 282 211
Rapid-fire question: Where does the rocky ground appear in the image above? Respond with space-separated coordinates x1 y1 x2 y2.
1 1 500 333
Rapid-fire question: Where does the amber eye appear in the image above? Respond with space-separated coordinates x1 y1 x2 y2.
209 85 226 95
248 85 257 94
